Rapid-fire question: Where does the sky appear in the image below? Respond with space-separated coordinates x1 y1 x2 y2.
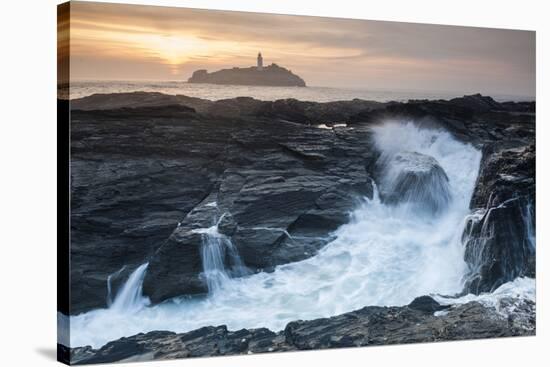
65 1 535 97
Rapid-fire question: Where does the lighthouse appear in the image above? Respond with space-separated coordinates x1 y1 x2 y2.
257 52 263 71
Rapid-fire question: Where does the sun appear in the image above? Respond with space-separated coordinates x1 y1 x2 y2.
137 34 211 67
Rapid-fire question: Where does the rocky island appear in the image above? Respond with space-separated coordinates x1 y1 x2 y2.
187 53 306 87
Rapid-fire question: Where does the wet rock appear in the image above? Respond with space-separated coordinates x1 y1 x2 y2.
64 92 536 363
132 116 374 304
462 141 535 294
408 296 449 313
143 167 373 301
380 151 451 214
66 92 535 314
471 143 535 209
284 300 533 350
69 108 229 314
72 326 292 364
71 299 534 364
142 195 221 302
462 197 535 294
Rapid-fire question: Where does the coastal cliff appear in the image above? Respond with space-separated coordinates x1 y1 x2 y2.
187 63 306 87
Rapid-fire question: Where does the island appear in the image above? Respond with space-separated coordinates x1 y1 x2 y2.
187 52 306 87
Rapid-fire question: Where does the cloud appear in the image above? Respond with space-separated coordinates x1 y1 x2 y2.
67 1 535 96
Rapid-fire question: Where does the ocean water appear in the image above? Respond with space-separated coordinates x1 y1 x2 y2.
70 121 513 349
69 80 533 102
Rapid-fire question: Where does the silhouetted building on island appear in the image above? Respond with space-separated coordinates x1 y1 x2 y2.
257 52 263 70
187 53 306 87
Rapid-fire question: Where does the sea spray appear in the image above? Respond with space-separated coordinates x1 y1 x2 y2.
71 121 490 349
433 277 535 320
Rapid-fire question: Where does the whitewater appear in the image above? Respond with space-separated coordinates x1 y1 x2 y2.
70 121 531 349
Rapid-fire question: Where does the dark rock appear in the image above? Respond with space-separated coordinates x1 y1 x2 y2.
449 93 502 113
72 92 387 123
471 143 535 209
69 109 231 314
463 197 535 294
132 114 374 304
217 212 238 236
462 141 535 294
188 63 306 87
64 91 536 364
71 91 208 112
379 151 451 214
142 194 220 302
257 98 311 123
143 166 373 301
66 92 535 314
71 298 534 364
283 300 533 350
408 296 449 313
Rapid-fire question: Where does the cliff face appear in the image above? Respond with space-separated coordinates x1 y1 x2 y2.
187 64 306 87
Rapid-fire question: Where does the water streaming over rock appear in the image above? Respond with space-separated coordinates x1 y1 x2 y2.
522 201 536 250
70 121 495 349
192 214 250 293
106 266 127 307
462 195 535 294
109 263 150 312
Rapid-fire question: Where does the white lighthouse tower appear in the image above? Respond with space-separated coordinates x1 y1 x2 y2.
257 52 263 71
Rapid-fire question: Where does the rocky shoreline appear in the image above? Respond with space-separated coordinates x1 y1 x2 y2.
64 92 535 363
68 294 535 364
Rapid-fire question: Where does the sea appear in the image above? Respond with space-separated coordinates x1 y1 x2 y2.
69 80 534 103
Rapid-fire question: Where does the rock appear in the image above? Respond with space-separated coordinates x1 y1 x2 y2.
69 107 232 313
142 194 220 302
72 93 387 123
71 299 534 364
449 93 502 113
187 63 306 87
71 327 293 364
462 141 535 294
257 98 311 123
143 166 373 302
70 92 208 112
462 197 535 294
471 143 535 209
379 151 451 214
217 212 238 236
119 110 374 305
63 91 536 363
408 296 449 313
65 92 535 315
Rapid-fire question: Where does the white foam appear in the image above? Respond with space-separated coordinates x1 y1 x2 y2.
433 277 535 317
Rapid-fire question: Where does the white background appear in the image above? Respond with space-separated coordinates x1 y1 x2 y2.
0 0 547 366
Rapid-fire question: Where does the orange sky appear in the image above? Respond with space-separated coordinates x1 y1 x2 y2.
64 1 535 97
